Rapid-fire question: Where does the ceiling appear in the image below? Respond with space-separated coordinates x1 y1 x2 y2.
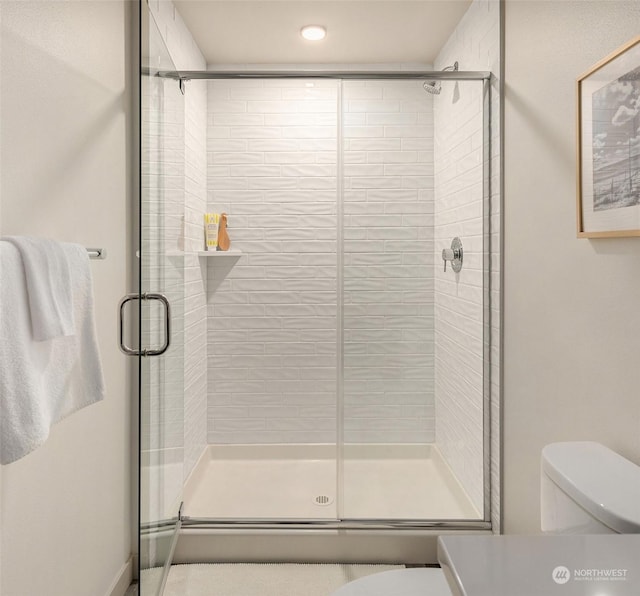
173 1 472 66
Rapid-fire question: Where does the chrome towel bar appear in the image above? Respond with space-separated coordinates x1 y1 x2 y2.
87 248 106 260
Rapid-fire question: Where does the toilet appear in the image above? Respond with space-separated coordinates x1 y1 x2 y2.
330 567 450 596
541 441 640 534
331 441 640 595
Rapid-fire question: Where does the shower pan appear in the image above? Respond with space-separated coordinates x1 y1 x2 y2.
138 7 495 590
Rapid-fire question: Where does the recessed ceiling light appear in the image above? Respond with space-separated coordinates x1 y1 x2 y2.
301 25 326 41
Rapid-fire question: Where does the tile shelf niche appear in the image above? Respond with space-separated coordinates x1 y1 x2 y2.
197 250 242 257
164 250 243 258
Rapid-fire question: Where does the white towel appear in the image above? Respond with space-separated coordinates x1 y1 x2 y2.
0 240 106 465
3 236 74 341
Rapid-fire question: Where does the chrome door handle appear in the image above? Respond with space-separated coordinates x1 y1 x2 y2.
143 293 171 356
119 292 171 357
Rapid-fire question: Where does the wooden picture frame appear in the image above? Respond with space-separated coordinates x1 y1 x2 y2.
577 35 640 238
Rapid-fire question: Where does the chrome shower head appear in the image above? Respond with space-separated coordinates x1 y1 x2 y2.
423 81 441 95
423 61 459 95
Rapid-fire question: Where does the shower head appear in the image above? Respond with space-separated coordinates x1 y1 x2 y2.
423 81 442 95
423 61 459 95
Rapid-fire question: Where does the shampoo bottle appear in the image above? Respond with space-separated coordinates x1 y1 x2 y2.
204 213 220 251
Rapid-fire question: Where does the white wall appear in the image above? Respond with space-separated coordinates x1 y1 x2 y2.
434 0 501 522
0 1 132 594
504 0 640 534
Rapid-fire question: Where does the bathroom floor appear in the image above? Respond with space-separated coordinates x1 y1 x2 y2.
182 444 479 520
162 563 402 596
130 563 404 596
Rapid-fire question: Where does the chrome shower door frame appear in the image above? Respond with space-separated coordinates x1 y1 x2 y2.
164 69 495 533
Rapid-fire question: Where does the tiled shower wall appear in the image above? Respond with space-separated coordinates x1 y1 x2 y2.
343 81 435 443
206 78 436 444
182 77 208 479
148 0 208 482
433 80 485 513
206 79 339 444
434 0 501 520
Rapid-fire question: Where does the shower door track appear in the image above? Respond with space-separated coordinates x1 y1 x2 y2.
150 68 491 82
179 517 492 531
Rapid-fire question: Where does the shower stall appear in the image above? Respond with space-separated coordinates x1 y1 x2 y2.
138 7 496 593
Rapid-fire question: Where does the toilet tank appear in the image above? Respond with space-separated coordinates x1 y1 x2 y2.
541 441 640 534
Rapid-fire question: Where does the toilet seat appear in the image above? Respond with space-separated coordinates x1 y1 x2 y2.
330 567 451 596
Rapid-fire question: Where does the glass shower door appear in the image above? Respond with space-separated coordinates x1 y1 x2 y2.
202 77 340 523
340 78 489 522
139 7 186 594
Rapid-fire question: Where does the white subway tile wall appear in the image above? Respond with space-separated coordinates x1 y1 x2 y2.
207 79 339 444
207 79 437 444
434 0 501 522
343 80 436 444
182 77 208 481
433 79 484 513
148 0 209 484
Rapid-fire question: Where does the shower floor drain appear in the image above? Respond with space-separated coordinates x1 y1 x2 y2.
313 495 334 506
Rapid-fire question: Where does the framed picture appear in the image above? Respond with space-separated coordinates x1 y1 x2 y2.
577 35 640 238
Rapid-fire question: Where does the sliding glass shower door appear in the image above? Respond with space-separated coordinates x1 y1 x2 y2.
200 75 490 525
340 79 440 520
137 65 491 544
203 77 340 521
340 78 489 522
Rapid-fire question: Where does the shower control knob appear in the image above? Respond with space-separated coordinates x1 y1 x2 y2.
442 238 463 273
442 249 454 271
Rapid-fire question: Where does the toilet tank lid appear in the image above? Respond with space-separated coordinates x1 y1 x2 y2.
542 442 640 533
